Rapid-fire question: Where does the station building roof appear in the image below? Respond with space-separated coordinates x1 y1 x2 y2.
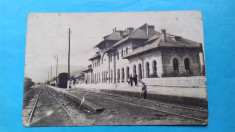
123 32 202 59
94 31 124 49
105 23 161 52
89 52 101 61
82 68 93 73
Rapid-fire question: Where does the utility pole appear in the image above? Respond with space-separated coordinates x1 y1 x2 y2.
67 28 72 90
68 28 71 81
51 66 52 81
54 55 58 86
48 71 49 84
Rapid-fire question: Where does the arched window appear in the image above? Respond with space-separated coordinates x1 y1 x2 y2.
138 63 142 79
173 58 179 76
152 60 157 76
184 58 190 76
91 74 92 83
105 71 107 82
126 67 129 81
111 70 113 83
102 53 108 63
173 58 179 70
110 55 112 62
104 71 105 82
95 73 96 82
106 71 108 83
117 69 120 82
184 58 190 70
133 65 136 76
105 72 107 83
121 68 125 82
126 47 128 54
102 72 104 82
103 71 105 82
98 72 100 83
146 62 150 78
104 71 106 82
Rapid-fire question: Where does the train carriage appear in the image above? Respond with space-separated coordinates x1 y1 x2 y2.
58 73 68 88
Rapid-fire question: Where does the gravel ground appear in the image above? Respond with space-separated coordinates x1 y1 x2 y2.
23 85 208 126
69 89 207 125
22 86 75 126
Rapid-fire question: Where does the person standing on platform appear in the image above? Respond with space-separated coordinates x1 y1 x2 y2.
140 82 147 99
130 75 133 86
67 80 70 91
134 75 138 86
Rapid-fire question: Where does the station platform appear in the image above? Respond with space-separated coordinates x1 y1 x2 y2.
47 83 208 109
46 76 208 109
74 76 207 98
73 83 208 108
74 83 207 98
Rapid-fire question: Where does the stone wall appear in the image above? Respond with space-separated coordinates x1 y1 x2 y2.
161 48 202 77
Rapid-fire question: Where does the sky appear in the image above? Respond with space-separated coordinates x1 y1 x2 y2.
24 11 204 82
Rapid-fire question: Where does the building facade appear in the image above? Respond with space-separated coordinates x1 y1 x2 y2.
83 23 205 84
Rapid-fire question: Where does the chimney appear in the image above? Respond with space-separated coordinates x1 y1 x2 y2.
113 27 117 32
147 25 155 35
119 31 124 37
127 27 134 34
161 29 166 42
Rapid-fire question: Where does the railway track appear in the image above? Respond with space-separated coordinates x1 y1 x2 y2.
46 88 78 125
97 91 207 112
26 87 42 126
71 89 208 124
25 86 78 126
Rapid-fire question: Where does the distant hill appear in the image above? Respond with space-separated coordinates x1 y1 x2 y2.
27 65 87 83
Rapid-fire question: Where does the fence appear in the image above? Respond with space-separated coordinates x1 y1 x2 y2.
142 76 207 88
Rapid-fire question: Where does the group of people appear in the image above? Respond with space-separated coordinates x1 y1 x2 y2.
128 75 147 99
84 74 147 99
129 74 138 86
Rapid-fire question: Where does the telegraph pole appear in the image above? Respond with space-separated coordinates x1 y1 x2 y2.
68 28 71 81
48 71 49 84
54 55 58 86
51 66 52 81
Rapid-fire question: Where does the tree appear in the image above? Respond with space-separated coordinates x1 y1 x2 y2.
24 77 35 92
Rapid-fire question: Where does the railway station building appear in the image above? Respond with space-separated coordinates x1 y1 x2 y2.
83 23 205 85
